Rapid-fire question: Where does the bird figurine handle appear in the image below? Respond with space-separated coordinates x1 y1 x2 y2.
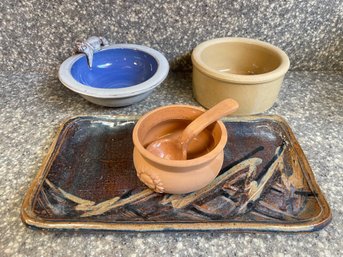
75 36 109 68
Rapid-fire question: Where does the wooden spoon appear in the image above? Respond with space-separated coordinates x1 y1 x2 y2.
146 98 239 160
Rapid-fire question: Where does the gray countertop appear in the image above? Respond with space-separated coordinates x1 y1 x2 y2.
1 0 342 73
0 71 342 256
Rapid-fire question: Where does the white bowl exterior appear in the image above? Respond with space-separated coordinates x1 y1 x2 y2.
81 90 153 107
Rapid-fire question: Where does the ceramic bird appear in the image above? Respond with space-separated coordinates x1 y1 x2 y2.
75 36 109 68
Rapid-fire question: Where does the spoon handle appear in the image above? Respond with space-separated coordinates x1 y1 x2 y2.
179 98 239 152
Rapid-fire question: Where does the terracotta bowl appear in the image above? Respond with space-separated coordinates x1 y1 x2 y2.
192 37 290 115
132 105 227 194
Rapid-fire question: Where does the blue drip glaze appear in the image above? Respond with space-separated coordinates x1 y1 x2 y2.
71 48 158 89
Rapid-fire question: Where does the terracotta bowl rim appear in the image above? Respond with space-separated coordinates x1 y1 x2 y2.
132 104 227 168
191 37 290 84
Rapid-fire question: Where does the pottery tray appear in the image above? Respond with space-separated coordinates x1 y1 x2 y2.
21 115 331 232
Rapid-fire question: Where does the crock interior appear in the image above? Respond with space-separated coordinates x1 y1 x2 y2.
71 48 158 88
200 42 282 75
137 107 223 160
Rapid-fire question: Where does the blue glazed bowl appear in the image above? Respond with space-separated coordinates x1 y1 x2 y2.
59 44 169 107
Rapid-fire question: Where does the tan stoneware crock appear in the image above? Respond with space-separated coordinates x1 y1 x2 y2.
192 37 290 115
132 105 227 194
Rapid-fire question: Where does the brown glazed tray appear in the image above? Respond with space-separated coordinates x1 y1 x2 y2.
21 115 331 232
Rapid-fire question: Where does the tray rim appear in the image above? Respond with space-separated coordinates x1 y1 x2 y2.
21 115 332 233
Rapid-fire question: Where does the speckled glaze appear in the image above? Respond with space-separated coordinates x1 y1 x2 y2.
1 71 343 256
1 1 342 73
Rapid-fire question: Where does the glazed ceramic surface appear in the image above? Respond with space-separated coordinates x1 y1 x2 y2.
21 116 331 232
192 37 290 115
59 44 169 107
71 48 158 89
132 105 227 194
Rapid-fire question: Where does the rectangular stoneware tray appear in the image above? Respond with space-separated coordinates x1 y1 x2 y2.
21 115 331 232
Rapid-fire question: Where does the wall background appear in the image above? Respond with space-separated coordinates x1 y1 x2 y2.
1 0 342 73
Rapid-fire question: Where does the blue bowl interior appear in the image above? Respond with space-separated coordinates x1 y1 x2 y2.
71 48 158 89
